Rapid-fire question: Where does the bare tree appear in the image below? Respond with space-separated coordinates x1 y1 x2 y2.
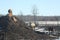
32 5 39 23
20 11 23 20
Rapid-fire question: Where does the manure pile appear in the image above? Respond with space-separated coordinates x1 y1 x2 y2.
0 16 50 40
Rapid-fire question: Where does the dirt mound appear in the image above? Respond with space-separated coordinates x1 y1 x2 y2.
0 15 50 40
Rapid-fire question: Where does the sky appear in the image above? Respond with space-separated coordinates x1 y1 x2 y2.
0 0 60 16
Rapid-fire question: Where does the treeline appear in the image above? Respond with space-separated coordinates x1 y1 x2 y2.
17 15 60 21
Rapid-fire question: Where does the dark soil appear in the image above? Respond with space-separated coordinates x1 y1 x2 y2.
0 15 55 40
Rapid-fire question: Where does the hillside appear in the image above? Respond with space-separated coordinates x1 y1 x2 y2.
0 15 54 40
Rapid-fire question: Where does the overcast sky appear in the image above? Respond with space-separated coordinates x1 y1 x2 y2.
0 0 60 16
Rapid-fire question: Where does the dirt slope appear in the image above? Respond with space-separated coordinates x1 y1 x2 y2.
0 16 50 40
